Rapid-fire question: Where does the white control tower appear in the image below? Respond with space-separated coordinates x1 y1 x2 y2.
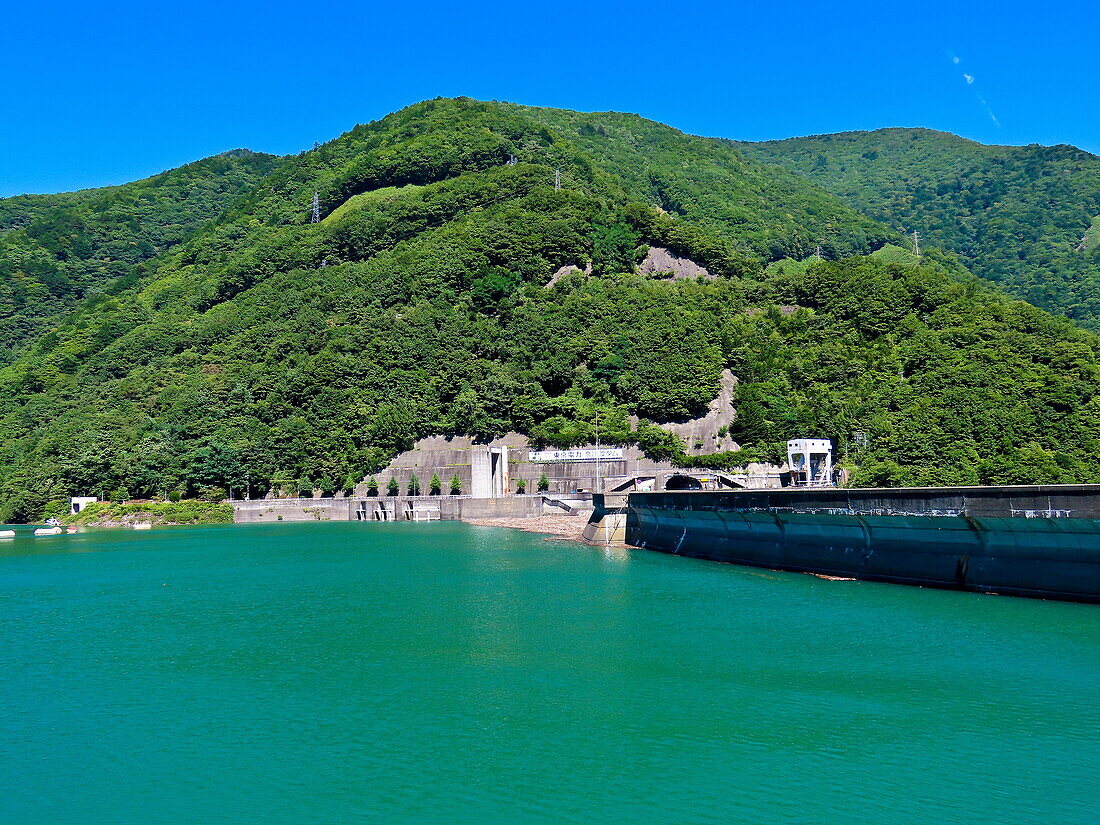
787 439 834 487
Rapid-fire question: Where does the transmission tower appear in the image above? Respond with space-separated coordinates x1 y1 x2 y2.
506 154 517 166
554 168 561 191
911 230 921 257
311 191 321 224
814 243 823 258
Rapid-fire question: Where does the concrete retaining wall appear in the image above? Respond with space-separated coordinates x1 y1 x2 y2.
596 486 1100 603
233 495 549 523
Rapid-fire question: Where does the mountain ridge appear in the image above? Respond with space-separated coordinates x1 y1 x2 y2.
2 98 1099 521
736 127 1100 329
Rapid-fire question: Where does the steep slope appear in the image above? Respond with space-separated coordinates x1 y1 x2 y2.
737 128 1100 329
0 149 283 360
515 105 896 260
2 99 1099 521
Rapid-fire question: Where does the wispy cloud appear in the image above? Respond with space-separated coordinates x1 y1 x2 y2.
949 53 1001 127
979 96 1001 127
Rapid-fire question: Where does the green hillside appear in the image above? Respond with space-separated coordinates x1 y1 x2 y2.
515 105 897 261
0 149 282 361
2 99 1099 520
737 128 1100 329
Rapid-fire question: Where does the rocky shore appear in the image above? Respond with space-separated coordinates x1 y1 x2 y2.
462 514 588 541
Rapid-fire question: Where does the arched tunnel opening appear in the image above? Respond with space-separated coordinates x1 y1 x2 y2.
664 474 703 491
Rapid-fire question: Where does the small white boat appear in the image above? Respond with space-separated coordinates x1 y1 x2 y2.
33 526 62 536
65 526 78 534
0 529 15 539
131 523 153 530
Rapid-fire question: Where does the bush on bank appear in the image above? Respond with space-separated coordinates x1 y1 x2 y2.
65 500 234 526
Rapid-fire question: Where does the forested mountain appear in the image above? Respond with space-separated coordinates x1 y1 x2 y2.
512 105 896 261
2 99 1100 521
0 150 281 361
737 129 1100 329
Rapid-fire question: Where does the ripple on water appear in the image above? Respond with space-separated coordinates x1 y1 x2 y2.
0 521 1097 824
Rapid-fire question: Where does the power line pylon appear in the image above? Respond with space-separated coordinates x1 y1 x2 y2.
911 230 921 257
554 169 561 191
311 191 321 224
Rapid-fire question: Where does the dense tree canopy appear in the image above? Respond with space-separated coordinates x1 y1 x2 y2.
738 128 1100 329
2 99 1098 521
0 150 280 362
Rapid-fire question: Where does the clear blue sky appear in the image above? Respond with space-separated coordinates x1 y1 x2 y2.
2 0 1097 196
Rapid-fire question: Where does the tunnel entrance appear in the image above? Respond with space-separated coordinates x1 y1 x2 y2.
664 474 703 491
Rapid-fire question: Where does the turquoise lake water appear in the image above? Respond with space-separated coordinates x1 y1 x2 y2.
1 521 1097 824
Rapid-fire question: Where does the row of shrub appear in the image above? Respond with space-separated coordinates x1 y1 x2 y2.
64 500 234 526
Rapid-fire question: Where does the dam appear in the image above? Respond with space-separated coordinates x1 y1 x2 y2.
585 485 1100 603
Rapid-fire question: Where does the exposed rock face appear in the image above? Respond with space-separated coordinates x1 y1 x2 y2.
655 369 739 455
545 248 710 287
546 262 592 288
356 372 752 494
637 247 713 280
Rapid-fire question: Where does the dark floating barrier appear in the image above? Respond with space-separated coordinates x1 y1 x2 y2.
590 486 1100 604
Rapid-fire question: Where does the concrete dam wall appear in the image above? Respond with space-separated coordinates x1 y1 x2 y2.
232 495 551 523
602 486 1100 603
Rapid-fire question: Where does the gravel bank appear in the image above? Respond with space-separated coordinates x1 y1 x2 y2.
462 514 588 541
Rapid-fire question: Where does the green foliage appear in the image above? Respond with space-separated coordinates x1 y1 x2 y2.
1 100 1099 520
0 151 280 362
429 472 441 495
408 474 421 496
515 104 895 262
42 499 69 521
537 472 549 492
449 474 461 495
67 499 233 525
740 129 1100 329
197 486 227 502
589 221 642 276
365 476 378 496
516 478 527 494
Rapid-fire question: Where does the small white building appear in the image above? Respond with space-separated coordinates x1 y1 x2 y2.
70 496 98 515
787 439 834 487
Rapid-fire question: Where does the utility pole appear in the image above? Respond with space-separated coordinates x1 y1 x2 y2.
311 191 321 224
594 409 601 494
554 168 561 191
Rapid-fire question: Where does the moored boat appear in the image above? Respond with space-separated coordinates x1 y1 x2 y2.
0 529 15 539
33 526 63 536
132 523 153 530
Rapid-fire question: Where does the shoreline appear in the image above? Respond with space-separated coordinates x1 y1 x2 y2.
461 514 589 542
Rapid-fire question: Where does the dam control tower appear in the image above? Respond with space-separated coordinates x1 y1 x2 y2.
787 438 834 487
